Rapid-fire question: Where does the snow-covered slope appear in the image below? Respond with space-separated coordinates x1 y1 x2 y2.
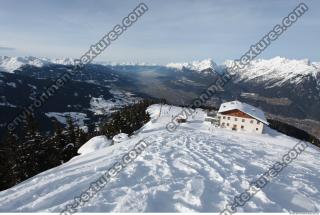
225 56 320 86
0 104 319 212
89 89 141 115
0 56 74 73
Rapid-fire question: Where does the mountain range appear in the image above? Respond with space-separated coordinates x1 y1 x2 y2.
1 55 319 87
0 56 319 139
1 56 319 84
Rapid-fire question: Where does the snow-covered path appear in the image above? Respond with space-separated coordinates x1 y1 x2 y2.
0 105 319 212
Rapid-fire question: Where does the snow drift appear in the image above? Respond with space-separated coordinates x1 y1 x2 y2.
78 136 111 155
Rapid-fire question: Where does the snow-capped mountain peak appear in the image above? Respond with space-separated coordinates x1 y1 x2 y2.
166 58 218 73
49 57 75 66
225 56 320 86
0 56 74 73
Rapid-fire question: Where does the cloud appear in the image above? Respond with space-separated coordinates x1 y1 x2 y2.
0 46 15 51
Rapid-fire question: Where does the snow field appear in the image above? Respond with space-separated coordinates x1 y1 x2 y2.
0 104 319 212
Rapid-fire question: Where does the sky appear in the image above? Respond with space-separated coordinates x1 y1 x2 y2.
0 0 319 64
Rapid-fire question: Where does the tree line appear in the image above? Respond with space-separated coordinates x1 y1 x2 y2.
0 99 163 191
100 99 159 138
268 119 320 148
0 114 90 191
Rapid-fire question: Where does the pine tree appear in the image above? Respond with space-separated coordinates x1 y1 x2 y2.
66 116 76 145
19 114 43 178
75 127 88 149
62 116 78 161
0 130 18 190
51 119 66 164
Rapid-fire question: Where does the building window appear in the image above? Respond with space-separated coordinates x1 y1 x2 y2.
242 119 245 122
256 128 259 131
222 122 225 126
227 117 230 120
257 121 260 124
250 120 254 124
235 118 238 121
223 116 226 119
227 123 229 126
241 125 244 129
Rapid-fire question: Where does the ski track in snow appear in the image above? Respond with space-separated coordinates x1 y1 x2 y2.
0 104 319 212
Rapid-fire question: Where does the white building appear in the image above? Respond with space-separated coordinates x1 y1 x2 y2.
217 101 269 134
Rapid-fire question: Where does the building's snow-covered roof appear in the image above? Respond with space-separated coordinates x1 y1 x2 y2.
205 116 217 119
218 100 269 125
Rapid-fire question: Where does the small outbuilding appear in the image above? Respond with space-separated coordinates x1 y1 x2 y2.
204 111 220 126
112 133 129 144
176 118 187 123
